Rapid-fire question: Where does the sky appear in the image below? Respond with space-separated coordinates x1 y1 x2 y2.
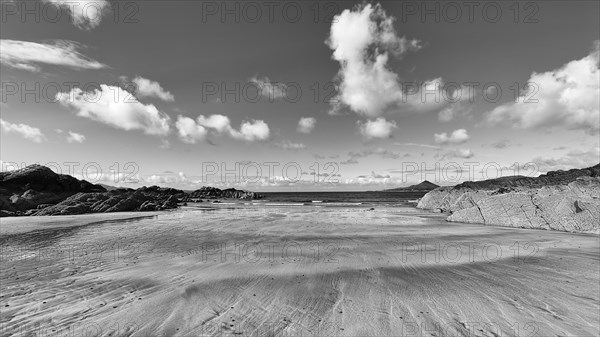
1 0 599 191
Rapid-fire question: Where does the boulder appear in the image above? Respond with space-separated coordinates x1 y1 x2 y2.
0 195 17 213
9 195 37 211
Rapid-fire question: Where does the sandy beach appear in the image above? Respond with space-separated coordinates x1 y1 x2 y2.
1 205 598 337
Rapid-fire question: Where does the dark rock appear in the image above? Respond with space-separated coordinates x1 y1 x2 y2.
0 164 105 195
9 195 37 211
32 186 185 215
0 195 17 213
2 164 261 216
183 186 262 201
0 210 17 217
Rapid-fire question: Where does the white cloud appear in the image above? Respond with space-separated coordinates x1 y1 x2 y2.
456 148 474 158
0 119 45 142
297 117 316 134
131 76 175 101
250 76 287 100
358 117 397 139
275 140 306 150
175 116 207 144
230 120 270 142
327 5 473 120
0 39 106 72
326 3 421 118
66 131 86 143
42 0 110 30
197 114 232 133
57 84 171 136
434 129 470 144
175 114 270 143
486 41 600 135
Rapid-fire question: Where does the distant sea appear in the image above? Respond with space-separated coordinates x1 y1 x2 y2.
258 191 428 207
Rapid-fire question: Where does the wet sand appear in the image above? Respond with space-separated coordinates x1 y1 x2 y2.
1 205 598 336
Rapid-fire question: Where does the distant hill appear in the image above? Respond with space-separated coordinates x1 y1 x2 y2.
382 180 439 192
98 183 120 191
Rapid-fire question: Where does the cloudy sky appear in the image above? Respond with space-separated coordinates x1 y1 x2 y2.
1 0 599 191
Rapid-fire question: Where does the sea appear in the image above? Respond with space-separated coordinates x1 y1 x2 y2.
253 191 427 207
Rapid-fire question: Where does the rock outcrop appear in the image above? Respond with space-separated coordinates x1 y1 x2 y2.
0 165 106 216
33 187 184 216
1 165 262 216
0 164 106 195
182 186 262 201
417 164 600 233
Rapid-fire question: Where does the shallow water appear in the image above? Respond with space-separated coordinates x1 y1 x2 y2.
1 206 598 336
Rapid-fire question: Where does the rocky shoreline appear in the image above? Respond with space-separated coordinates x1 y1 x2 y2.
0 165 262 217
417 164 600 233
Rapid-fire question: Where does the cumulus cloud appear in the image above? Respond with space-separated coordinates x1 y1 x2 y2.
175 116 207 144
0 39 106 72
327 4 475 120
0 118 45 142
275 140 306 150
250 76 288 100
434 129 470 144
229 120 270 142
57 84 171 136
130 76 175 101
358 117 397 139
66 131 86 143
327 3 421 118
175 114 270 143
197 114 231 133
42 0 111 30
486 41 600 135
297 117 316 134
